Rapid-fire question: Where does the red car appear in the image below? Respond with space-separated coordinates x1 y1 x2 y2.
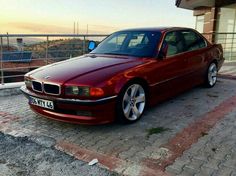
21 27 224 125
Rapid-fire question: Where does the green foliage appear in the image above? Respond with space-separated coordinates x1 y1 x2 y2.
146 127 170 138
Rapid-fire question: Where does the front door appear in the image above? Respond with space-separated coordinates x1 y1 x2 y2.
149 31 189 103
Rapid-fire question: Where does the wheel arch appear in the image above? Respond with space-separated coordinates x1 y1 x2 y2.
115 77 150 100
211 59 218 67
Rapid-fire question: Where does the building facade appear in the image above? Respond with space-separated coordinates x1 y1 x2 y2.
176 0 236 60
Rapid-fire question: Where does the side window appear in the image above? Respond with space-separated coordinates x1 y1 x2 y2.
181 30 207 51
164 31 185 57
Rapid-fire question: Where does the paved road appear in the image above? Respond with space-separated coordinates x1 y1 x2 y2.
166 110 236 176
0 132 118 176
0 78 236 175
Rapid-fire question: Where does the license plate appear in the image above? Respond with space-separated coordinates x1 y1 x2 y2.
29 96 54 110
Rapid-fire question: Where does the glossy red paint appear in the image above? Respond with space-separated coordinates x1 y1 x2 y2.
30 103 116 125
21 27 224 125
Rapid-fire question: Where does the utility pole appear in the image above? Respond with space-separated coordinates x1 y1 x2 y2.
73 22 75 34
7 32 9 51
86 24 89 35
77 22 79 35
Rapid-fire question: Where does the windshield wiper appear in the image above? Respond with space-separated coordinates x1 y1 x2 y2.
101 53 134 56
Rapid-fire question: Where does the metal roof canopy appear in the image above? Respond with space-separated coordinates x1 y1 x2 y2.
176 0 235 10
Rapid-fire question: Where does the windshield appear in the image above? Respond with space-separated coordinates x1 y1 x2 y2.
91 31 161 57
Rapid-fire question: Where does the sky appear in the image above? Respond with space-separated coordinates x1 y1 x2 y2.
0 0 195 34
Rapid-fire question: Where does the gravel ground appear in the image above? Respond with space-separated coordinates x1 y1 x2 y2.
0 132 118 176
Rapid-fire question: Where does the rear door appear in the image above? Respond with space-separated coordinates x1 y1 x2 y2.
180 30 209 84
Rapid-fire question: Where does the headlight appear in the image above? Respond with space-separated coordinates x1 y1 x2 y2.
65 86 104 97
24 77 32 88
65 86 90 96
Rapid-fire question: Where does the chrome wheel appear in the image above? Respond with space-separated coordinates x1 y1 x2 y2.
208 63 217 86
122 84 146 121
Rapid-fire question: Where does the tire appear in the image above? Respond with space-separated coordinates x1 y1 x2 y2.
116 83 146 124
205 62 218 88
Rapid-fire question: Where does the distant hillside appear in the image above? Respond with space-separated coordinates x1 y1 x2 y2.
2 37 44 46
24 38 92 60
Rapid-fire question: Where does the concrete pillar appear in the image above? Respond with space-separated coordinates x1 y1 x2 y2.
194 7 218 42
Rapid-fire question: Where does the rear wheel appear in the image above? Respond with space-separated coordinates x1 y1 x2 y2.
205 62 218 88
116 83 146 124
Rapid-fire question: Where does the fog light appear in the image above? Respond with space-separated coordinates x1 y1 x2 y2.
76 110 92 116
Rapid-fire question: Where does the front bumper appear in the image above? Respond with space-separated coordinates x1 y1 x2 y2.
20 86 117 125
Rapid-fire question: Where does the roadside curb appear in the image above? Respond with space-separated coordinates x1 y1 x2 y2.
218 74 236 80
0 82 24 97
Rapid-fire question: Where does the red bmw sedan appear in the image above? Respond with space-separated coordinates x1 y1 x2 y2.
21 27 224 125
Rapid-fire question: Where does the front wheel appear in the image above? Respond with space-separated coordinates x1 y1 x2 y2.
205 62 218 88
116 83 146 124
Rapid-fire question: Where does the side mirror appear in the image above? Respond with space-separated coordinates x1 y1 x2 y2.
88 41 97 52
158 41 168 59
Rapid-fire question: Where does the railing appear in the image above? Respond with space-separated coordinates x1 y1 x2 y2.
0 34 108 84
1 32 236 84
203 32 236 61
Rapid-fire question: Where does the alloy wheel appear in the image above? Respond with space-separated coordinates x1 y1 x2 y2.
208 63 217 86
122 84 146 121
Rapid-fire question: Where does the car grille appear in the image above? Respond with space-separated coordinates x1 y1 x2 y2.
32 81 43 92
44 83 60 95
31 81 60 95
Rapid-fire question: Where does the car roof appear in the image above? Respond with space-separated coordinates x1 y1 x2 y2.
118 27 194 33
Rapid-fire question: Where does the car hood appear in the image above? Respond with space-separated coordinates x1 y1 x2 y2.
27 54 143 84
